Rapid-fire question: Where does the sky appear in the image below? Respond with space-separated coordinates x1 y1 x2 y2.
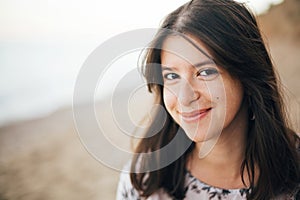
0 0 283 43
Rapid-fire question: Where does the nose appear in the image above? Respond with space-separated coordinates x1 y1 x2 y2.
178 80 200 107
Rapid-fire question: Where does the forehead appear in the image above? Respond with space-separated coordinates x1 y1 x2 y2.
161 35 212 66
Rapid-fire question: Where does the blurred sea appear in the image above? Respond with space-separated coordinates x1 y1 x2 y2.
0 40 145 127
0 41 93 126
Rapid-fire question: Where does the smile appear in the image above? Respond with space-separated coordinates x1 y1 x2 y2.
179 108 212 123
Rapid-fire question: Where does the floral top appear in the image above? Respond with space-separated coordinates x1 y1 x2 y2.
116 169 299 200
116 169 250 200
116 141 300 199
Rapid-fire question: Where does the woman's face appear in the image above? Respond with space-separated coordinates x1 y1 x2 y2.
161 35 246 143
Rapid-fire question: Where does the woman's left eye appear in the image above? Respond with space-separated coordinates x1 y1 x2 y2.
196 68 219 79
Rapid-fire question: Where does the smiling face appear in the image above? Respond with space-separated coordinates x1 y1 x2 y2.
161 35 247 143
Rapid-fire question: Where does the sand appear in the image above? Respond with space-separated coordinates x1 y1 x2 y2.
0 106 120 200
0 89 154 200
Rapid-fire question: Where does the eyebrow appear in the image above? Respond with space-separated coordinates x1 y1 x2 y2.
161 60 214 71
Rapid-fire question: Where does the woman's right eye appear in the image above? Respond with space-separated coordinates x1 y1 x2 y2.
163 73 179 80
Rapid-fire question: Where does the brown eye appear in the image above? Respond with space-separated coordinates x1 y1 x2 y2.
196 68 219 80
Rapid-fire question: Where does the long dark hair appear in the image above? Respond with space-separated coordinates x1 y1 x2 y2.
130 0 300 199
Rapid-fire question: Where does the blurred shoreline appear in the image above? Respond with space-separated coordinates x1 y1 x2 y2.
0 90 153 199
0 102 121 200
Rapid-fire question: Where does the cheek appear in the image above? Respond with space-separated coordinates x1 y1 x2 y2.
163 87 176 111
205 81 226 105
205 79 228 127
222 81 245 125
226 86 244 113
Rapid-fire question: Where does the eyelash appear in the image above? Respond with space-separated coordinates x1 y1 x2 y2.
164 73 179 80
196 68 219 77
163 68 219 81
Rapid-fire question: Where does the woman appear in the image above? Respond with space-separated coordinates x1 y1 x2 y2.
116 0 300 199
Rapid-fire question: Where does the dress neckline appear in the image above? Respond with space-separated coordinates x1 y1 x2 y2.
185 170 251 194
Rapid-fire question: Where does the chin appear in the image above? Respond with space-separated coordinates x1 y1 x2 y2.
184 129 209 142
183 127 222 143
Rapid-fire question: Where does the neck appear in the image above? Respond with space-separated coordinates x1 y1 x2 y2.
187 104 249 189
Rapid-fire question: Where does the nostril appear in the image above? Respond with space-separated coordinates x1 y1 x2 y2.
178 90 200 106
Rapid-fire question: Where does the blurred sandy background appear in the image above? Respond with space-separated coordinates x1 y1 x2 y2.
0 0 299 199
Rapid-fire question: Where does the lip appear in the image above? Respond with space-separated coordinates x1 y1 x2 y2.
179 108 212 123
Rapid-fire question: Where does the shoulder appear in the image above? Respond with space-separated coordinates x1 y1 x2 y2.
116 163 171 200
116 163 140 200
